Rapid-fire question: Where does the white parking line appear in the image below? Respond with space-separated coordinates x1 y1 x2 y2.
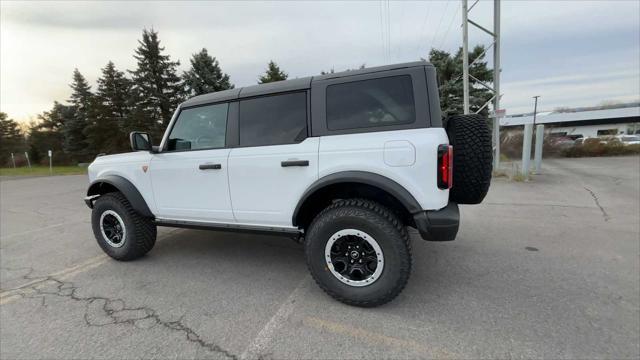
1 228 186 305
1 254 107 295
240 276 309 360
0 255 110 305
0 220 87 240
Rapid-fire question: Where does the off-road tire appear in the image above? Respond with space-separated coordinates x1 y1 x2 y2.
91 192 156 261
446 113 492 204
304 199 411 307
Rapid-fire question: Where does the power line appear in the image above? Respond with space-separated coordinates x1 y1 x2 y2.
379 0 385 60
439 2 461 50
380 0 390 62
414 1 433 57
394 0 406 60
386 0 391 61
429 0 451 53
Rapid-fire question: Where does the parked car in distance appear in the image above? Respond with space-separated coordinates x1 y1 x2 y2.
550 136 575 149
576 137 610 146
616 135 640 145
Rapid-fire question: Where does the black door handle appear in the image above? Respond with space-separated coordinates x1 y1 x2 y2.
199 163 222 170
281 160 309 167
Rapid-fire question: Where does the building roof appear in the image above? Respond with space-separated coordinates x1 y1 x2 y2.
181 61 431 107
499 106 640 127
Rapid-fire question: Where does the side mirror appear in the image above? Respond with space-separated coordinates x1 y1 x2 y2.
130 132 152 152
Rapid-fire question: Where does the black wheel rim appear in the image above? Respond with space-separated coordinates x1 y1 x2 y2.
325 229 384 287
100 210 126 248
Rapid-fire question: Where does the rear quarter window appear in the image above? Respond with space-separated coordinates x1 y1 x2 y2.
326 75 416 131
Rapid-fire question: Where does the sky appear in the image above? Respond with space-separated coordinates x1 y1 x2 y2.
1 0 639 122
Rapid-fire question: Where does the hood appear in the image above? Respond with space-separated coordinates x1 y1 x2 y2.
91 151 153 166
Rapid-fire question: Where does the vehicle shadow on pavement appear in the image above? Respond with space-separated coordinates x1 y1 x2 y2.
146 227 469 311
151 229 303 259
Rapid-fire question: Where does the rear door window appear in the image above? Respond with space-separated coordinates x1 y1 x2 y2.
239 92 307 147
326 75 416 130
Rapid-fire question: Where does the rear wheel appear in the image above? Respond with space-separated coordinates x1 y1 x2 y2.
305 199 411 307
91 192 156 261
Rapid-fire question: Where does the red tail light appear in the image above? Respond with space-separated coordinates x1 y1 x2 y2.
437 144 453 189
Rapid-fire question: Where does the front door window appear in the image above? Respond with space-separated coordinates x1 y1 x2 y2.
166 103 228 151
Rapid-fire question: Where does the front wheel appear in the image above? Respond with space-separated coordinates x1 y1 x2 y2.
91 192 157 261
304 199 412 307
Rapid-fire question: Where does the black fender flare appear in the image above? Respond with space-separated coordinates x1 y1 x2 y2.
292 171 422 226
86 175 153 218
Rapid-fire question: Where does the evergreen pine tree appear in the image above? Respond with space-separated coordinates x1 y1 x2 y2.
258 61 288 84
0 112 23 143
428 45 493 117
183 48 233 96
0 112 25 165
38 101 73 132
130 29 185 138
63 68 94 161
30 103 75 165
86 61 132 154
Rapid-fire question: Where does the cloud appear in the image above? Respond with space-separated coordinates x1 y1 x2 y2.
502 70 640 114
1 0 639 121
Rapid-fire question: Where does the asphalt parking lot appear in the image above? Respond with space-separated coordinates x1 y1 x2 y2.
1 156 638 359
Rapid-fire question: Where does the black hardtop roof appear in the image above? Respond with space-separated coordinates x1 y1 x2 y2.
181 61 431 108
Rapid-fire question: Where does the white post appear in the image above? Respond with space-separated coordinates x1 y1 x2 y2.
24 152 31 169
534 125 544 173
522 124 533 177
462 0 469 115
48 150 53 175
11 153 16 168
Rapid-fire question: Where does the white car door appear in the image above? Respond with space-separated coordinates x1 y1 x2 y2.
150 102 235 223
228 91 318 227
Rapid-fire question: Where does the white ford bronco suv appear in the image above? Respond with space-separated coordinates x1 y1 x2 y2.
85 61 492 307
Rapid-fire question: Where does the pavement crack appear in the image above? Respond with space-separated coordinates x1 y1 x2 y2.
584 187 611 221
0 266 44 289
6 271 238 360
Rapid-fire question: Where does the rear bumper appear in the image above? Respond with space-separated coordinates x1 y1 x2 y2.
413 202 459 241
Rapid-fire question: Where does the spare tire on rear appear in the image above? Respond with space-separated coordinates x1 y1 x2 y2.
445 114 492 204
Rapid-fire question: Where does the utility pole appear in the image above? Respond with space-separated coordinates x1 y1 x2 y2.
461 0 501 168
532 95 543 173
532 95 540 126
462 0 470 114
493 0 501 169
